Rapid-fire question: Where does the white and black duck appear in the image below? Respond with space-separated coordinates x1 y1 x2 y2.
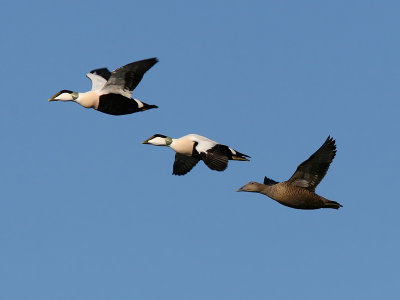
49 58 158 115
142 134 250 175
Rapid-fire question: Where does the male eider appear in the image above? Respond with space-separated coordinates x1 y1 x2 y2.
49 58 158 115
142 134 250 175
237 136 342 210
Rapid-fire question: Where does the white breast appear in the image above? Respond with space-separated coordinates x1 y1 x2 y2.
170 136 196 156
76 91 101 109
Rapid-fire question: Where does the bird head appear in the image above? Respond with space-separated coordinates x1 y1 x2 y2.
236 182 263 192
142 134 172 146
48 90 79 102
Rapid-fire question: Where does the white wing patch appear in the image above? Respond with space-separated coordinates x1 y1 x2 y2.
134 99 144 108
185 134 218 154
228 147 237 155
86 73 107 91
195 140 217 153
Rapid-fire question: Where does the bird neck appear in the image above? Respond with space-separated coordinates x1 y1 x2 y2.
259 184 275 197
165 137 173 145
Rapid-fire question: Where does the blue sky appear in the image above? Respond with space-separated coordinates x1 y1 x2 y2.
1 0 399 299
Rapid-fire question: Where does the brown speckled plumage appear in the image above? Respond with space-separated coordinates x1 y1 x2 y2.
237 136 342 210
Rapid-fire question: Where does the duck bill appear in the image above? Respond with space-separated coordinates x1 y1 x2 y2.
142 138 151 144
48 91 62 101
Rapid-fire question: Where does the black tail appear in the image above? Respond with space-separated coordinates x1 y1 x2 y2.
324 200 343 209
141 103 158 111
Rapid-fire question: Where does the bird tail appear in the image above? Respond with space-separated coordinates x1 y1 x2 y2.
141 103 158 111
232 156 250 161
323 199 343 209
231 150 250 161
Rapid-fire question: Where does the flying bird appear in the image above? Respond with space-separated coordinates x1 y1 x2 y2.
142 134 250 175
49 58 158 115
237 136 342 210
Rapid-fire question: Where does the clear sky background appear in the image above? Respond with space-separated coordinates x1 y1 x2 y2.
1 1 399 299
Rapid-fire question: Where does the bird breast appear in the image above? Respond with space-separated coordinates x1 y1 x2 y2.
170 138 195 156
76 91 101 109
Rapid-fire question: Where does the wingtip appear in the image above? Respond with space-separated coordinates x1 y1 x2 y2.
326 135 336 144
146 57 159 65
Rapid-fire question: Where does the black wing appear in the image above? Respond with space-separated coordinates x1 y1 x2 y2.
102 58 158 96
173 153 200 175
286 136 336 191
89 68 112 80
264 176 279 186
200 145 229 171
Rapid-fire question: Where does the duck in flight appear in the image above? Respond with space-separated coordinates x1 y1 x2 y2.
142 134 250 175
237 136 342 210
49 58 158 115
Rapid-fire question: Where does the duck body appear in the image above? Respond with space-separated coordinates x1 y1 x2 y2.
237 136 342 210
49 58 158 115
241 181 341 210
142 134 250 175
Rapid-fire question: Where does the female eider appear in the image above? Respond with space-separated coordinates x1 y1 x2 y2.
237 136 342 210
49 58 158 115
142 134 250 175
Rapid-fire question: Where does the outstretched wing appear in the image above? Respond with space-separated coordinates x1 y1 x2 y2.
286 136 336 192
86 68 111 91
173 153 200 175
101 58 158 97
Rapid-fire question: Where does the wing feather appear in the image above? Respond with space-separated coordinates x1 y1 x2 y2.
264 176 279 186
286 136 336 191
173 153 200 175
86 68 111 91
101 58 158 97
200 145 229 171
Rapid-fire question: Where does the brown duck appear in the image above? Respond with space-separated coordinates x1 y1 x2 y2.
237 136 342 210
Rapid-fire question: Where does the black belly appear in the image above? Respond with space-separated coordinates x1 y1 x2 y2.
97 94 144 115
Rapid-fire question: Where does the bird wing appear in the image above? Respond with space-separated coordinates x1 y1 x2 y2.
264 176 279 186
286 136 336 192
199 144 229 171
86 68 111 91
100 58 158 97
173 153 200 175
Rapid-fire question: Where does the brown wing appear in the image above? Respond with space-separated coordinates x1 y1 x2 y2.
286 136 336 191
173 153 200 175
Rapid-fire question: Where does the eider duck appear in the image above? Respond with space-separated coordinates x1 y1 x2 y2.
142 134 250 175
49 58 158 115
237 136 342 210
